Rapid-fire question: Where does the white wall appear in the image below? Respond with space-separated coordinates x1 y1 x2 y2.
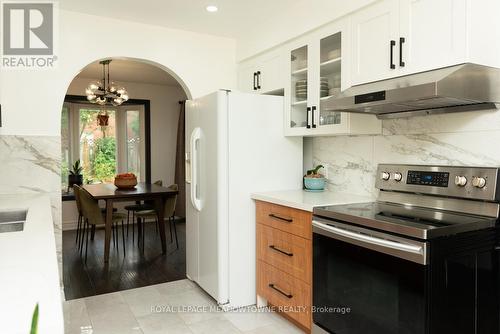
236 0 375 60
0 9 237 136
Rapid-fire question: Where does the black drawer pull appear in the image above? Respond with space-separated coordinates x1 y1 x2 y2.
399 37 405 67
311 106 317 128
269 283 293 298
268 213 293 223
390 40 396 69
256 71 261 89
253 72 257 90
269 245 293 257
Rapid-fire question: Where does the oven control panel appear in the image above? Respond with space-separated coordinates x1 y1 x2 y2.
407 171 449 187
376 164 500 201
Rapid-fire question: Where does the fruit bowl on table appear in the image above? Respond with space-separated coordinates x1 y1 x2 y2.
114 173 138 189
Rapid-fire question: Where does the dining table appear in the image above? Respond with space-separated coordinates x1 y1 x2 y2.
82 182 178 262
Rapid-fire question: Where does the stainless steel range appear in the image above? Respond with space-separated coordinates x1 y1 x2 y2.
312 164 500 334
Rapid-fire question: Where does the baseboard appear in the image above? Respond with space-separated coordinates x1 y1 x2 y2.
62 221 79 231
62 216 185 231
63 221 105 231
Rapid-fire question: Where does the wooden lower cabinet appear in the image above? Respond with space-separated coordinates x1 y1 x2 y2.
256 200 312 331
257 224 311 282
258 260 311 329
256 200 312 239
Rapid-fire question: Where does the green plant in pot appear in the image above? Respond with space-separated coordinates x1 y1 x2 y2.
30 303 39 334
304 164 326 191
68 160 83 188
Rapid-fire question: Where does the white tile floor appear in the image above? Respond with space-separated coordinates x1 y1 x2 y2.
64 279 304 334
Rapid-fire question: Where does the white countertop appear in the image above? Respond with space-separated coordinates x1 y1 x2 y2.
0 194 63 334
251 189 373 212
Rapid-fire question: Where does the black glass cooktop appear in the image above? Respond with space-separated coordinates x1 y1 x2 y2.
313 202 496 240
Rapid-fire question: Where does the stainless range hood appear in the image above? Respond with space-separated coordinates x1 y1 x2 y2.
323 63 500 119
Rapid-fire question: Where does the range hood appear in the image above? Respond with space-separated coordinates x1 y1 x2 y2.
323 63 500 119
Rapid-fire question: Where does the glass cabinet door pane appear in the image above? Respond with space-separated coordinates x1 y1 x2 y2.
319 32 342 126
290 45 308 129
319 110 342 127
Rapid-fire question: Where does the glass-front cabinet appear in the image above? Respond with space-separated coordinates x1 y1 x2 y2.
289 45 309 131
319 33 343 128
285 18 381 136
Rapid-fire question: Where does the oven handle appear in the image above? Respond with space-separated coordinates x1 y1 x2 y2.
312 220 427 264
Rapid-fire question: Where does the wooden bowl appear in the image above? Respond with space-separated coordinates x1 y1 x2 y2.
114 176 137 189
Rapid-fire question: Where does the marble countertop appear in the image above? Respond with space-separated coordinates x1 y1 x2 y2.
0 194 63 334
251 189 373 212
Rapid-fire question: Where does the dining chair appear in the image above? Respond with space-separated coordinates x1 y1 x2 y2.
135 184 179 251
125 180 162 241
78 186 128 261
75 185 119 248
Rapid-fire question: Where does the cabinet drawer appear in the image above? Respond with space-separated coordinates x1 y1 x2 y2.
257 260 311 329
257 224 311 283
256 201 312 239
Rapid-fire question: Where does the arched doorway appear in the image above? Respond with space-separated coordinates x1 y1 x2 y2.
60 57 190 300
65 57 193 100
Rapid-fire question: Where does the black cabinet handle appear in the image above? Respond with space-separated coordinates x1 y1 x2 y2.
268 213 293 223
253 72 257 90
269 283 293 299
269 245 293 257
399 37 405 67
312 106 317 128
306 107 311 129
390 40 396 69
256 71 261 90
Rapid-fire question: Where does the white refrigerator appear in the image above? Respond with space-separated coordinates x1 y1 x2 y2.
185 90 303 309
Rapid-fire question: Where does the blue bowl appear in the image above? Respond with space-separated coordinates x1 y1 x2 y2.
304 177 326 191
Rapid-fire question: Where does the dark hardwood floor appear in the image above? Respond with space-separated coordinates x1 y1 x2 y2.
63 218 186 300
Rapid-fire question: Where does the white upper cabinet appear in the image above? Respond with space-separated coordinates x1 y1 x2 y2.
351 0 400 85
399 0 466 75
284 19 381 137
237 50 286 94
351 0 467 85
259 52 286 93
237 62 259 94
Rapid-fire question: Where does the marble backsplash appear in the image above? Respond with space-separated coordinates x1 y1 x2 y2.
312 109 500 199
0 135 62 285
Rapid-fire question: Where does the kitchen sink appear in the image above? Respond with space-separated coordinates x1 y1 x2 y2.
0 209 27 233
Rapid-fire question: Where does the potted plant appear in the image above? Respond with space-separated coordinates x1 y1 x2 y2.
68 160 83 188
30 303 38 334
304 164 326 191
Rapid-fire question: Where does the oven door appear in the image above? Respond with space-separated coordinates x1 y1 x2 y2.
312 218 429 334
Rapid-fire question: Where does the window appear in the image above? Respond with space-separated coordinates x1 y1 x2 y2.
126 110 142 179
61 101 147 187
79 108 117 184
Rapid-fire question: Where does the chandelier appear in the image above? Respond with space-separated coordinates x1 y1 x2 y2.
85 59 129 106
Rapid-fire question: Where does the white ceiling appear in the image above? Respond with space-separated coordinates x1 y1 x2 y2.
59 0 291 38
77 59 181 86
